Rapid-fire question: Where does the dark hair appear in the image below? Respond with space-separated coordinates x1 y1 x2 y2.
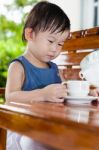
22 1 70 42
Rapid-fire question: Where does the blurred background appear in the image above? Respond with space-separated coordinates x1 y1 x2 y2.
0 0 99 87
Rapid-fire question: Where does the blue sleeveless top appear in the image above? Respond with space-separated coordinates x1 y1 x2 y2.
13 56 61 91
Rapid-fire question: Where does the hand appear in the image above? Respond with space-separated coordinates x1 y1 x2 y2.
42 83 67 102
90 88 99 97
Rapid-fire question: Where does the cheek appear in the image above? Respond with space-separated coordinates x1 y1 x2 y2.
54 50 61 58
39 41 48 51
36 41 46 52
57 47 62 53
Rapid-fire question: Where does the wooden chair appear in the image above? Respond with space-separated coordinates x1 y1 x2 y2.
0 27 99 150
54 27 99 81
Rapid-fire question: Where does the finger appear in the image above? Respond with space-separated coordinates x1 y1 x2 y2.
57 98 64 103
50 98 64 103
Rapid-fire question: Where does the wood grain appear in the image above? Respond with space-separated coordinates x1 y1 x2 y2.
0 103 99 150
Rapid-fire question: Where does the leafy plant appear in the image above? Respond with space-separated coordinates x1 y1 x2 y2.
0 0 38 87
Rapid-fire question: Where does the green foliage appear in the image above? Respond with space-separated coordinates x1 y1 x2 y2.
0 0 38 87
0 15 23 40
0 39 25 86
0 97 4 104
0 14 25 86
15 0 37 6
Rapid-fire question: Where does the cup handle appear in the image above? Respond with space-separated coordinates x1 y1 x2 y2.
62 81 69 94
62 81 67 86
79 71 85 80
62 81 68 89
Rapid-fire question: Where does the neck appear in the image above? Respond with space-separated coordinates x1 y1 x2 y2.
24 50 49 68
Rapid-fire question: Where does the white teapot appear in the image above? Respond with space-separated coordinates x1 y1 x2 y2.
79 50 99 87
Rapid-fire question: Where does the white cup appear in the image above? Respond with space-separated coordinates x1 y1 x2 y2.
79 63 99 87
63 80 89 97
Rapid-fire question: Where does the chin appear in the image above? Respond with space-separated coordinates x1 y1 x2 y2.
41 59 49 63
45 60 50 63
44 58 51 62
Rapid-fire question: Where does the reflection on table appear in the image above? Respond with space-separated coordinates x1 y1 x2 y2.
0 98 99 150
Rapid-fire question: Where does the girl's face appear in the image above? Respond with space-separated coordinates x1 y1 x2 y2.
28 29 69 63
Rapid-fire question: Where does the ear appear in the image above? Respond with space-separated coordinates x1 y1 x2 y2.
25 28 34 41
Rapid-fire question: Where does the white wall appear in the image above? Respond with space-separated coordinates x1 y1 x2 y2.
49 0 82 31
82 0 99 28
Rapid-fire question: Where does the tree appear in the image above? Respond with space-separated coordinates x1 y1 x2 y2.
0 0 38 87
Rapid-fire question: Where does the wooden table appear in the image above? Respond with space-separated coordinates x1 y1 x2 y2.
0 100 99 150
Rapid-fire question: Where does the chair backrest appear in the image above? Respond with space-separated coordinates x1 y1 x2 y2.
54 27 99 80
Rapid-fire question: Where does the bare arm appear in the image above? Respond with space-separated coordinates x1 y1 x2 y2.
5 62 67 104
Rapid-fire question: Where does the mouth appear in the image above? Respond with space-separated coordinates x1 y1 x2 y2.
47 55 54 59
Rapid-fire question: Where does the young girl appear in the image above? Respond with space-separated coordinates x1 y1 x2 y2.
6 1 70 150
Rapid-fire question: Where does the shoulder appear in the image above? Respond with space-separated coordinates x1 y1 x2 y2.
7 60 25 85
9 60 23 69
9 56 25 71
8 60 24 75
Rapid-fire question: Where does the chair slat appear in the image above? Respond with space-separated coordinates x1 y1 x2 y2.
62 35 99 51
55 52 91 66
63 68 80 80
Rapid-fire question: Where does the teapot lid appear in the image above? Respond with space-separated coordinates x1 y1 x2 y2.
80 50 99 70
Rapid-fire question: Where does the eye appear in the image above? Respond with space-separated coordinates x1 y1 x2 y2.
58 43 64 47
58 44 63 46
48 40 54 43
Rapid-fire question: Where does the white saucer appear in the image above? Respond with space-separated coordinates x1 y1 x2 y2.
65 95 99 104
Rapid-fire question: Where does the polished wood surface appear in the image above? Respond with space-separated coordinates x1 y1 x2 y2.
0 101 99 150
0 128 6 150
63 27 99 51
0 88 6 150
